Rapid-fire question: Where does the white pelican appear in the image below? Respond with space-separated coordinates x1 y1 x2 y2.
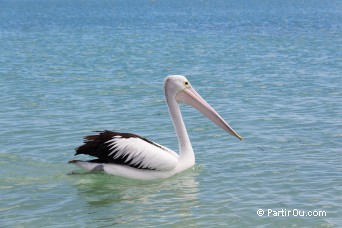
69 75 242 180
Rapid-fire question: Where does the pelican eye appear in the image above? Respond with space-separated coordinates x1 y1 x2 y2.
184 81 189 87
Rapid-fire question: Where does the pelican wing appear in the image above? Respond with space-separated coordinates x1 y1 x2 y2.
75 131 178 171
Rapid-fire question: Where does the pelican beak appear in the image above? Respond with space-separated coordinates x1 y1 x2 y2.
176 87 243 140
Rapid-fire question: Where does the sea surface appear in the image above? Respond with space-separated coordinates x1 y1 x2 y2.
1 0 341 227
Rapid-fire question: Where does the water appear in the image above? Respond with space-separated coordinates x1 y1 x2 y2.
1 0 341 227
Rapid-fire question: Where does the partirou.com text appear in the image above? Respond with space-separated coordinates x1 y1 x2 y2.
257 208 327 217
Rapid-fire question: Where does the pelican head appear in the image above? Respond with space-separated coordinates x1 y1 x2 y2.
164 75 243 140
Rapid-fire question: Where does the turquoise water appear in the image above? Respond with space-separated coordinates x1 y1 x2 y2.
1 0 341 227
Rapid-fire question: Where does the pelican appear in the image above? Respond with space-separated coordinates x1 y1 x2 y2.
69 75 242 180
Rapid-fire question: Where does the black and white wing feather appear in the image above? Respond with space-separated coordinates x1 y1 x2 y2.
75 131 178 171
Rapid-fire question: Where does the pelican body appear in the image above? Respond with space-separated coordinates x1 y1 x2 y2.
69 75 242 180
